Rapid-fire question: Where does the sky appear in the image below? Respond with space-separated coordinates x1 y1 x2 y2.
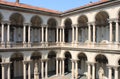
6 0 99 11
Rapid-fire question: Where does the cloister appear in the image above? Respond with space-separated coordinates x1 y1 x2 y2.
0 0 120 79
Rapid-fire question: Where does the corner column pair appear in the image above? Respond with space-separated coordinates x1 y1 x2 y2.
56 58 65 76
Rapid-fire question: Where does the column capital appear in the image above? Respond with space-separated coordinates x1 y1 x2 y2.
23 23 31 26
86 61 96 64
71 59 79 62
1 20 10 24
87 22 95 25
41 24 47 27
23 60 32 64
72 24 78 27
107 64 119 68
41 59 48 61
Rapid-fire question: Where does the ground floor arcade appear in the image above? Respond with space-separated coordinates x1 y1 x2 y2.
0 49 120 79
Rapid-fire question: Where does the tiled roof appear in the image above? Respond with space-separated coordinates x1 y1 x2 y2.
63 0 109 13
0 0 110 14
0 0 60 14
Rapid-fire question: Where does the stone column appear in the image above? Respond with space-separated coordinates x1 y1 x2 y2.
41 60 44 78
75 60 78 79
56 59 58 76
28 25 31 47
41 26 44 43
7 23 11 47
72 60 75 79
87 63 91 79
63 28 65 43
62 59 65 76
60 60 62 75
92 23 96 43
1 63 5 79
23 62 26 79
60 28 62 43
88 24 91 43
114 67 118 79
14 61 16 77
76 26 78 44
45 60 48 78
28 62 31 79
72 26 75 44
7 63 11 79
115 20 119 44
109 21 113 43
45 26 48 45
1 22 5 47
56 28 59 43
92 63 95 79
108 67 112 79
23 24 26 47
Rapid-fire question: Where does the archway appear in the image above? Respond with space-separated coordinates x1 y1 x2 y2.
78 15 88 42
31 15 42 43
64 18 72 43
78 53 87 76
10 53 23 78
10 13 24 43
47 18 57 43
31 52 41 78
64 51 72 73
95 11 109 43
47 51 56 76
95 54 108 79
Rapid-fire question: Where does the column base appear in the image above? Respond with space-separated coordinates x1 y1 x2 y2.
23 42 27 47
45 42 48 47
56 42 59 46
1 42 5 48
7 42 11 48
41 42 45 47
28 42 32 47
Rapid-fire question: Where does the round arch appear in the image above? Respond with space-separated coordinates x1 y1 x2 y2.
95 54 108 64
95 54 109 79
31 15 42 27
64 51 72 73
47 18 57 42
64 18 72 43
95 11 109 26
30 51 41 60
77 15 88 27
47 18 57 28
64 18 72 28
10 52 24 61
10 52 24 78
47 50 56 58
77 52 87 60
47 51 57 76
77 52 88 75
9 13 24 26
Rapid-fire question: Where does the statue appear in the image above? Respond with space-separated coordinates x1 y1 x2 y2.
34 62 39 79
98 67 104 79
